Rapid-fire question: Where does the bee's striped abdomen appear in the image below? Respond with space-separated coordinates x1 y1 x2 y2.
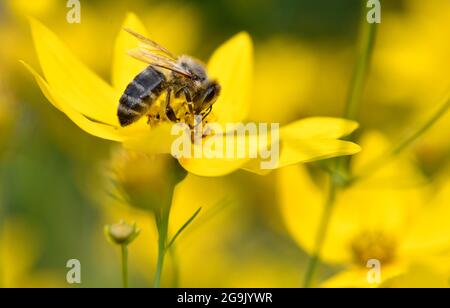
118 66 166 127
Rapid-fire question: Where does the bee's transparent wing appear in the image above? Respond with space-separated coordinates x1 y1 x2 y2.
124 28 176 59
127 48 194 78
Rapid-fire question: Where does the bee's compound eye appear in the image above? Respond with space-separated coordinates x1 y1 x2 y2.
203 84 220 104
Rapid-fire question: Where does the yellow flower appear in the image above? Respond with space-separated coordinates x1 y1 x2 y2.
24 13 360 176
250 37 349 124
6 0 57 17
278 132 450 287
107 148 186 211
370 0 450 107
0 89 14 156
96 169 240 286
0 217 64 288
99 169 301 287
367 0 450 157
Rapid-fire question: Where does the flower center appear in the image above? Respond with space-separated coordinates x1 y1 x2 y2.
350 230 397 266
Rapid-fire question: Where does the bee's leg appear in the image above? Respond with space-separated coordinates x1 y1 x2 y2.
165 88 172 108
201 106 213 121
165 89 179 122
182 88 195 114
175 87 194 113
183 87 192 103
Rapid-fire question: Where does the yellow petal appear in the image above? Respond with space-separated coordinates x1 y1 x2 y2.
242 118 360 173
277 139 361 168
277 164 361 263
179 156 249 177
277 117 361 168
29 18 118 126
381 262 449 288
123 123 253 176
244 139 361 173
277 165 323 254
321 263 407 288
280 117 359 140
22 62 124 141
178 130 264 177
402 181 450 254
112 12 149 91
122 122 177 154
353 131 428 187
207 32 253 124
277 169 414 264
169 174 233 238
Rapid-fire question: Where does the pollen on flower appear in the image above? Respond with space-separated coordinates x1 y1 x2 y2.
145 96 216 134
350 231 397 266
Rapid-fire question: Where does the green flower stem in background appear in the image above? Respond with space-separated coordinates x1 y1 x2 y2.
340 4 378 176
344 16 377 121
354 94 450 181
153 201 170 288
166 207 202 250
303 177 337 288
121 245 129 288
0 238 3 288
153 199 201 287
104 221 140 288
303 2 377 287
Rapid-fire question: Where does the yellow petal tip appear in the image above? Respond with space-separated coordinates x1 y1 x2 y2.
122 12 143 29
229 31 253 51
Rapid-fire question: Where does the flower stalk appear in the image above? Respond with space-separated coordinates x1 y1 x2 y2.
303 176 337 288
105 220 140 288
121 245 129 288
153 202 170 288
344 16 377 121
303 3 377 287
353 93 450 182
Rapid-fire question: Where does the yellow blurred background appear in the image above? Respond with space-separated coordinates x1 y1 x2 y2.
0 0 449 288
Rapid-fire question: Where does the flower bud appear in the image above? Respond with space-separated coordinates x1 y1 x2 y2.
104 220 140 246
109 149 187 212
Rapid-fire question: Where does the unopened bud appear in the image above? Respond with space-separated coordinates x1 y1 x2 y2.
104 220 140 246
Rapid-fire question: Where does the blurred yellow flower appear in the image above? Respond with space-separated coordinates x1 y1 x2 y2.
278 132 450 287
95 167 241 286
250 37 350 124
24 13 360 177
6 0 57 17
0 218 64 288
381 259 449 288
250 37 317 124
108 148 186 211
0 87 14 156
122 172 298 287
371 0 450 107
368 0 450 157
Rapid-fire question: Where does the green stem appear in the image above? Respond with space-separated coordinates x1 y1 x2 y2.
0 168 6 288
338 5 377 178
303 4 377 288
344 7 377 121
121 245 128 288
353 94 450 181
303 177 337 288
153 196 172 288
154 225 167 288
0 227 3 288
169 245 180 288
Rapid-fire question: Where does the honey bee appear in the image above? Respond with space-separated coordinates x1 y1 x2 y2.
118 29 221 128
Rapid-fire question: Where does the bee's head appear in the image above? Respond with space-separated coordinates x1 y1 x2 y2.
176 56 221 119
